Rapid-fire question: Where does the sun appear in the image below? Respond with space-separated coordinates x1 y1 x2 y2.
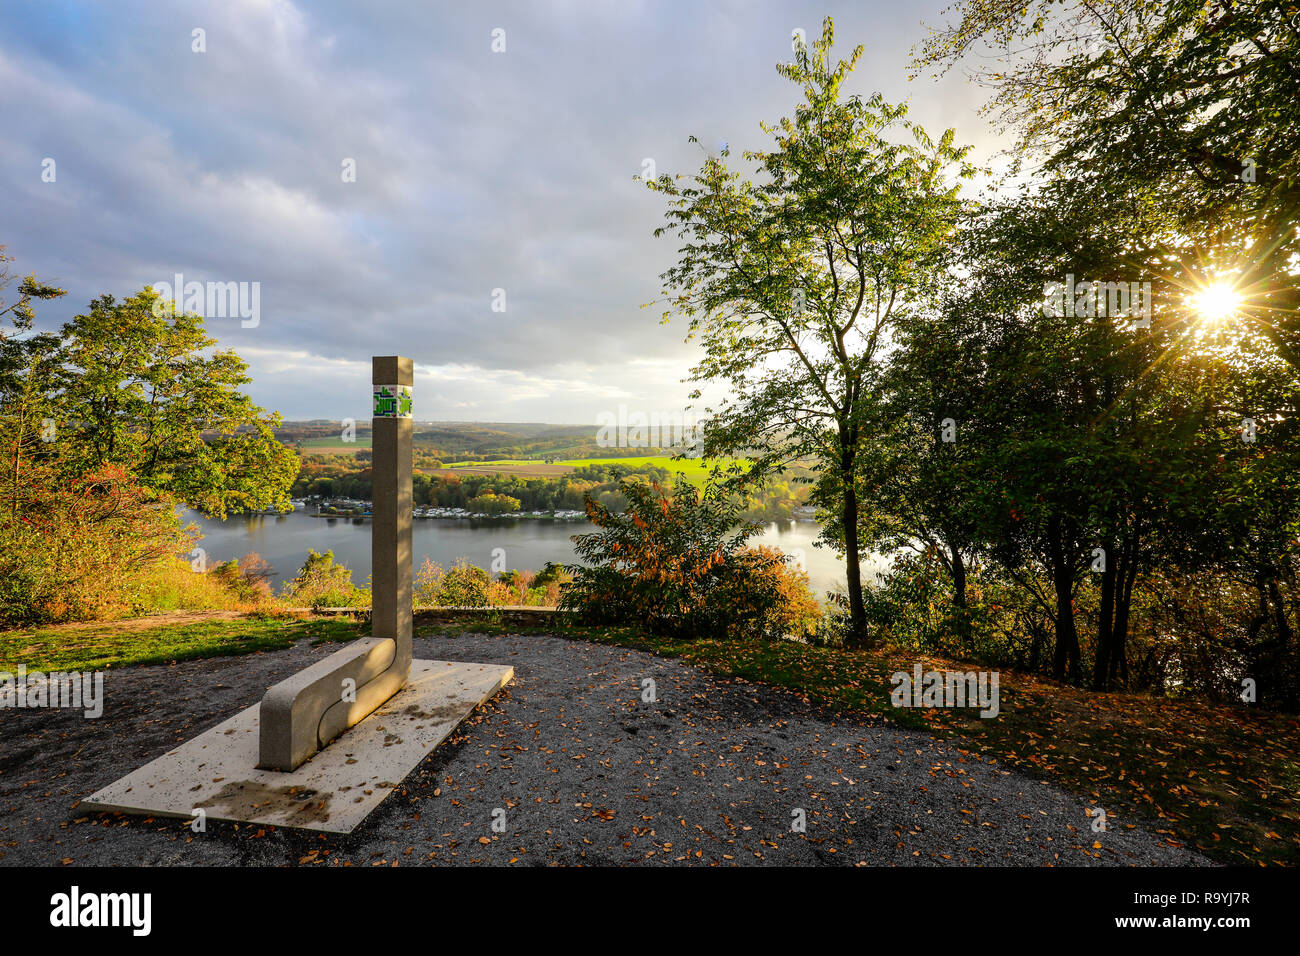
1189 282 1244 324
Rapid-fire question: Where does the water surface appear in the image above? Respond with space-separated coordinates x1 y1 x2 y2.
183 509 889 599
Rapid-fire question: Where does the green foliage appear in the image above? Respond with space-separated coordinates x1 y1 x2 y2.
0 254 305 623
414 558 491 607
859 549 1050 666
0 245 65 398
851 180 1300 701
49 288 299 518
861 550 963 651
561 478 822 640
912 0 1300 370
283 550 370 610
466 492 520 514
2 260 298 521
534 562 572 589
646 16 974 641
439 560 491 607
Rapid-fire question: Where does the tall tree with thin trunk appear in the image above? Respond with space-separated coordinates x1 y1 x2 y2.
645 17 972 642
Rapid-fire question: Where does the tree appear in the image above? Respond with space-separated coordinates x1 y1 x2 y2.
51 287 299 518
851 299 987 647
869 189 1242 684
284 550 368 609
1 248 67 519
646 17 972 642
1177 341 1300 708
1 252 197 624
0 245 65 396
467 492 521 514
913 0 1300 372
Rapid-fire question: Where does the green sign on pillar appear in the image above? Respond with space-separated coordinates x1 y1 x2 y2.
373 384 413 419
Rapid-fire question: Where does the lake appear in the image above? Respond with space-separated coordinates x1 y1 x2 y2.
182 509 891 600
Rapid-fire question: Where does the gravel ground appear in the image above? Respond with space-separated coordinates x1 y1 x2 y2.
0 631 1209 866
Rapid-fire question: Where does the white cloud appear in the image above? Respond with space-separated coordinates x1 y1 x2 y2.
2 0 997 423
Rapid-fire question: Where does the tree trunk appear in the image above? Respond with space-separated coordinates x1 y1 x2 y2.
1052 573 1081 684
1266 575 1294 645
1092 536 1116 690
1049 518 1081 683
949 541 971 649
1107 533 1140 688
950 542 968 609
842 471 867 644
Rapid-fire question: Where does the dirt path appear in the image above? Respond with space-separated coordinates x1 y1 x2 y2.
0 631 1208 866
8 610 251 638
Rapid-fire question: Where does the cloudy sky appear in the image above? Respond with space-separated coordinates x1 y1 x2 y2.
0 0 1001 424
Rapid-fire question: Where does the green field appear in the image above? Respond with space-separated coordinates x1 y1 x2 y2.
436 455 747 483
561 456 747 483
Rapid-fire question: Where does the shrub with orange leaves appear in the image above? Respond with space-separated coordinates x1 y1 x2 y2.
719 545 823 641
0 456 194 625
561 477 822 639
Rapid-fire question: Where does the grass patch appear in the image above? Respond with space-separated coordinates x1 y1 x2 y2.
1 614 366 671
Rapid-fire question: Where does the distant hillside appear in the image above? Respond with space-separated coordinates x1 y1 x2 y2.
275 420 671 462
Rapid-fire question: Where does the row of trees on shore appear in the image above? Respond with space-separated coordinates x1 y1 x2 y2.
293 457 810 521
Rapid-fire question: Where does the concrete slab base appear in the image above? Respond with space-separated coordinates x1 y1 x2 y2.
82 659 513 833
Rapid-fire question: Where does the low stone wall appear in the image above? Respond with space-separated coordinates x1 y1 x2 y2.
286 605 563 627
418 606 562 627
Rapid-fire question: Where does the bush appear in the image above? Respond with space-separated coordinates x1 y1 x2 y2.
211 552 276 604
859 548 1049 666
0 462 194 625
861 549 955 649
414 557 490 607
440 560 491 606
414 558 446 606
722 545 823 641
561 478 823 640
283 550 369 609
535 562 572 589
1133 567 1300 709
486 569 559 607
135 556 256 613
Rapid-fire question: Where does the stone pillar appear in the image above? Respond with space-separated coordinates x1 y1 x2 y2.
371 356 413 669
256 356 415 771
